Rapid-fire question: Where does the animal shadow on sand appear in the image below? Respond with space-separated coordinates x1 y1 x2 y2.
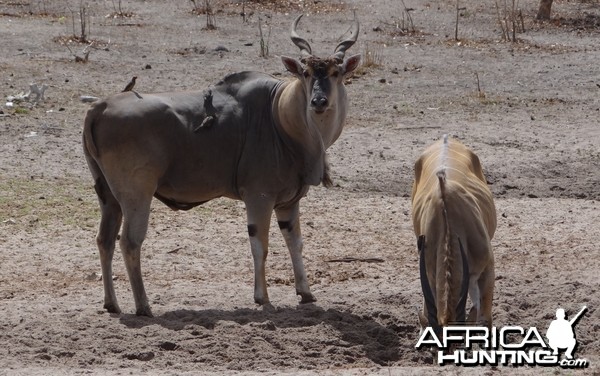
119 304 404 365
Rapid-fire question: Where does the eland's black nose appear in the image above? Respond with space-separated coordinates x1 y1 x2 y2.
311 96 328 109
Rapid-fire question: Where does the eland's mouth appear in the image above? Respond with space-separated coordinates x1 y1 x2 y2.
311 103 330 114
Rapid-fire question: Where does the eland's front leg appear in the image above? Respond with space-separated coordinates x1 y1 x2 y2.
275 202 316 304
245 197 275 306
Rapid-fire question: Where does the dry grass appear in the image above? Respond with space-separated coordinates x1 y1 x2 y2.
354 43 384 76
0 177 98 231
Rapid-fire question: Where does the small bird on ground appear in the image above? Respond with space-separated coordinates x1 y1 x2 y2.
122 76 137 92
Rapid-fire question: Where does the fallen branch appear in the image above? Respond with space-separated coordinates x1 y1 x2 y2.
397 125 442 130
326 257 385 263
65 42 92 63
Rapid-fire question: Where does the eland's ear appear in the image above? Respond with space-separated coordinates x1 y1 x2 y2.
341 54 361 76
281 56 304 77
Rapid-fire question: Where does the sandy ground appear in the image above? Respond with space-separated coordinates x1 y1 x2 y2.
1 0 599 374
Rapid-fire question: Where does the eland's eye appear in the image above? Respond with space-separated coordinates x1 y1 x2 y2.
331 71 340 78
303 70 310 78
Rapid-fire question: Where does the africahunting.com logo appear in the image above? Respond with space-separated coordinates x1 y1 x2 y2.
416 306 589 368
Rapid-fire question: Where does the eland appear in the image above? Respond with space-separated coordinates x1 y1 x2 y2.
411 135 497 332
82 15 361 316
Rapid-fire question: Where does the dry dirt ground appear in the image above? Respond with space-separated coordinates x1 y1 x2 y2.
1 0 599 375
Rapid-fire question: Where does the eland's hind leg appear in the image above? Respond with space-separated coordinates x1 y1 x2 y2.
94 177 123 314
479 262 495 328
275 202 315 304
118 194 153 317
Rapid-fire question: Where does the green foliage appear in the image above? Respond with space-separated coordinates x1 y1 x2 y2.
0 177 98 230
14 107 29 114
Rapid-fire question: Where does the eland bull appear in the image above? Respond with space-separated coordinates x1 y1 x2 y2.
411 135 496 332
82 15 361 317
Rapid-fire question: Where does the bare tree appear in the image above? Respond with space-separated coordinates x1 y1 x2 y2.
454 0 466 41
191 0 216 29
537 0 553 20
495 0 524 42
401 0 415 35
204 0 216 29
67 0 91 42
258 16 271 57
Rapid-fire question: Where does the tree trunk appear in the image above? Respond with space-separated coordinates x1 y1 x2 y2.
537 0 553 20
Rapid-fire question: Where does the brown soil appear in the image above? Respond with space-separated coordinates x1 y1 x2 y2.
1 0 598 374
